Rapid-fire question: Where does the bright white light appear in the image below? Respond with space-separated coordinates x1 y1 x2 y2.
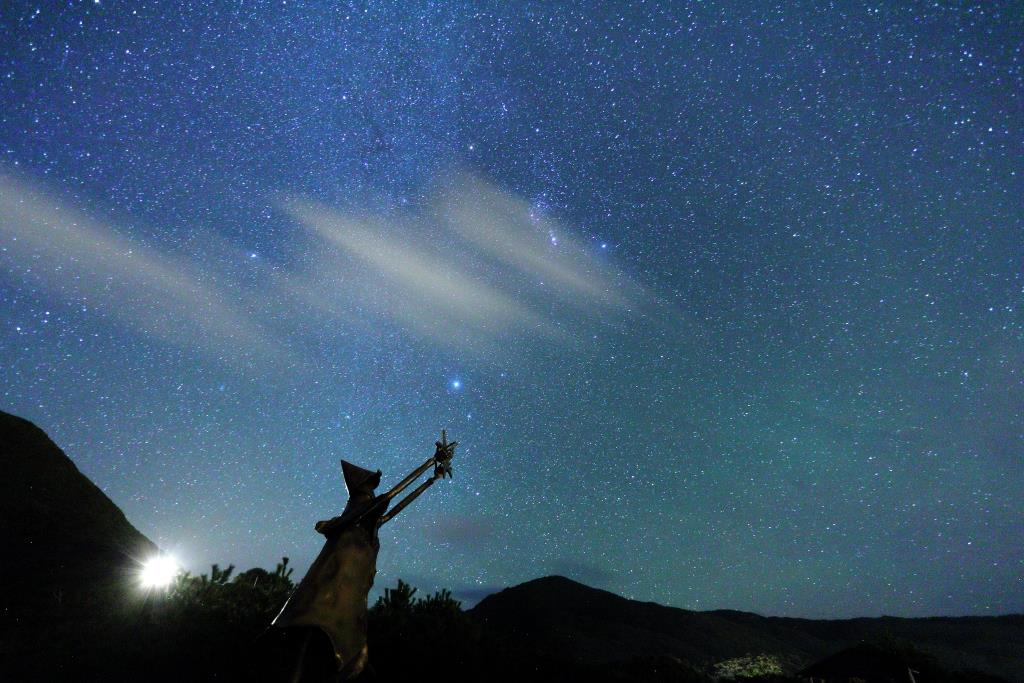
451 379 461 389
140 554 179 589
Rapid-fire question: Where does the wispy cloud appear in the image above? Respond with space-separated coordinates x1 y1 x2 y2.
0 170 649 372
287 203 551 353
0 172 280 368
438 176 639 311
415 514 494 549
285 175 645 354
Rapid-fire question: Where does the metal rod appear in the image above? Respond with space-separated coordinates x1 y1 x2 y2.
378 474 439 525
381 456 436 502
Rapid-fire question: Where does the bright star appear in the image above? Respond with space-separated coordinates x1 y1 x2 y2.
451 379 462 390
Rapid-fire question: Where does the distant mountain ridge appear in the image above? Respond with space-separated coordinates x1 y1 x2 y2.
0 409 156 624
470 576 1024 681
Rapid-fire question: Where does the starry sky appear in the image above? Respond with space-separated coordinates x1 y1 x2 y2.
1 2 1021 619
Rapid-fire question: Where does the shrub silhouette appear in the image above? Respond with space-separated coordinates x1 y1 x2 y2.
12 559 1006 683
106 557 298 682
368 578 482 681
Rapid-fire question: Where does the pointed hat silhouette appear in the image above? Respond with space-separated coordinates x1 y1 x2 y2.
340 460 381 497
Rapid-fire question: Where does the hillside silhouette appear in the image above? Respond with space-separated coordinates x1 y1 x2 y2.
471 576 1024 681
0 410 156 621
2 410 1021 682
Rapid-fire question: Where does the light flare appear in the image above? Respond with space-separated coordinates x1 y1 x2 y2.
140 554 180 589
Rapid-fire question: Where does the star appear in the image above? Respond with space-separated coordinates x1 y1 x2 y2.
0 0 1016 619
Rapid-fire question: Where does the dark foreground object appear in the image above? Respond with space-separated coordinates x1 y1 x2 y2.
3 411 1022 682
269 432 457 681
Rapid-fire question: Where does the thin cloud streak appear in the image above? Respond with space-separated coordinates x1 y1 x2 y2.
286 177 647 354
0 170 652 372
439 176 639 311
288 202 552 352
0 172 280 368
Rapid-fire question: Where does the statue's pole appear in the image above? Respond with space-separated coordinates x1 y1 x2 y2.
378 430 456 525
381 456 436 502
380 472 440 525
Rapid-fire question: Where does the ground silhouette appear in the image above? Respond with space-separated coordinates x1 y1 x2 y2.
2 410 1020 682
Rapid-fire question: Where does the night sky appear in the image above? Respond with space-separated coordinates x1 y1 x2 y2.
1 2 1021 619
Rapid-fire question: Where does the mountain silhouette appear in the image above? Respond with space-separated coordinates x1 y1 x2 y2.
470 575 1024 681
0 409 157 625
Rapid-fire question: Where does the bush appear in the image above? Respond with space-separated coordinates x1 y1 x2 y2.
368 578 483 681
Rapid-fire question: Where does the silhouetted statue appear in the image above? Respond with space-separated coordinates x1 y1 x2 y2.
272 431 457 682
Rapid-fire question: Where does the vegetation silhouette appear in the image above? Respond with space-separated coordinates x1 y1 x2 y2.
7 411 1020 682
3 552 1019 683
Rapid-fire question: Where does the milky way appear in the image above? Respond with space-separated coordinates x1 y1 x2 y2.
1 2 1021 618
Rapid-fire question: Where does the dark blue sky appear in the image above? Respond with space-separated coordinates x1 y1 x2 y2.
1 1 1021 618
